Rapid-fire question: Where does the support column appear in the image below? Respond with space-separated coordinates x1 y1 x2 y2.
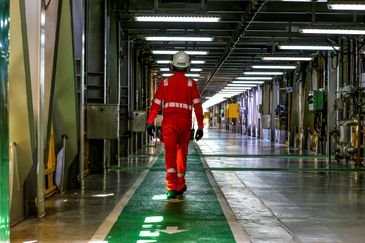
0 1 10 241
327 54 339 156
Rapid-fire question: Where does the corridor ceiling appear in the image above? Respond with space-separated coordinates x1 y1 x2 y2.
115 0 365 97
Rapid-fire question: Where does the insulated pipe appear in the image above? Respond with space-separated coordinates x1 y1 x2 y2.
201 0 269 95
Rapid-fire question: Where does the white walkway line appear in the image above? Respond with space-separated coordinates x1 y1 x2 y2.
89 154 160 242
194 142 251 243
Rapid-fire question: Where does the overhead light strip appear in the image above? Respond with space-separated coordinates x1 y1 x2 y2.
243 71 284 75
278 45 340 51
328 4 365 10
157 60 206 64
232 81 265 84
152 50 208 55
135 16 221 22
237 77 273 80
162 73 200 77
300 28 365 35
252 65 297 69
145 36 213 42
262 56 313 61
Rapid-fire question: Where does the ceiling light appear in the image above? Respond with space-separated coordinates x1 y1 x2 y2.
237 77 273 80
232 81 265 84
152 50 208 55
135 16 220 22
252 65 296 69
328 2 365 10
160 68 170 71
186 74 200 77
145 36 213 42
223 87 251 90
300 28 365 35
162 73 200 77
191 60 206 64
190 68 202 72
243 71 284 75
262 56 313 61
278 45 340 51
227 84 258 87
157 60 206 64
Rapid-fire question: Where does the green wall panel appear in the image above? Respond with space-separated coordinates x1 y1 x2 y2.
53 0 78 189
0 1 10 241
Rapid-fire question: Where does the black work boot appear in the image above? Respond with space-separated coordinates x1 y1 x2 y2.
176 185 187 196
166 190 178 199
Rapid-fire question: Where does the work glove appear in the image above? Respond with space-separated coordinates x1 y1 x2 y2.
195 128 203 141
147 124 155 137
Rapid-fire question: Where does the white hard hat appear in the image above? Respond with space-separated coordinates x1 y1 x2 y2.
171 51 190 69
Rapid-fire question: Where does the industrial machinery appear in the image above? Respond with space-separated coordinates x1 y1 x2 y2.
331 85 365 166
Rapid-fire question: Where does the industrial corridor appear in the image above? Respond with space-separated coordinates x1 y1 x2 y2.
10 129 365 242
1 0 365 242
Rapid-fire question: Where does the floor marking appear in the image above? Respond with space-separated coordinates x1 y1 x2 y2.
159 226 187 234
89 154 160 242
194 142 252 243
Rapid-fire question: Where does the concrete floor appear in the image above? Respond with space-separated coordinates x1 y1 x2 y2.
11 128 365 242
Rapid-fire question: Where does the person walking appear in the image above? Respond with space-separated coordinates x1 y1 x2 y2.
147 51 204 199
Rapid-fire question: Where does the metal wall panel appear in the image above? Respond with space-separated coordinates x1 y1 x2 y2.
86 104 119 139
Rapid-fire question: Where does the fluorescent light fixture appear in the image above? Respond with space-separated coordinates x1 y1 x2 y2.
222 87 251 90
243 71 284 75
232 81 265 84
191 60 205 64
227 84 258 87
162 73 200 77
278 45 340 51
262 56 313 61
300 28 365 35
159 68 170 71
152 50 208 55
328 3 365 10
186 73 200 77
157 60 170 64
252 65 296 69
157 60 205 64
237 77 273 80
190 68 202 72
145 36 213 42
135 16 220 22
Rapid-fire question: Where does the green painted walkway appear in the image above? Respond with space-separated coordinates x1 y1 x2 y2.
105 145 235 242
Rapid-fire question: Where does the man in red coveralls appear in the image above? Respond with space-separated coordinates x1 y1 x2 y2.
147 51 204 199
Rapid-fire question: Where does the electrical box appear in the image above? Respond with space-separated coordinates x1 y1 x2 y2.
130 111 147 132
87 104 119 139
308 90 325 112
226 104 240 118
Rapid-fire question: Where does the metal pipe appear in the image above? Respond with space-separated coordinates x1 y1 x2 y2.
37 1 46 218
117 22 121 165
103 0 108 172
79 0 86 190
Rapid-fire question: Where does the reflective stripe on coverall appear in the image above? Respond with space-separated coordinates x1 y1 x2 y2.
147 71 204 191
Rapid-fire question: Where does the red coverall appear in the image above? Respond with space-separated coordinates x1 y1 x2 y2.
147 71 204 191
